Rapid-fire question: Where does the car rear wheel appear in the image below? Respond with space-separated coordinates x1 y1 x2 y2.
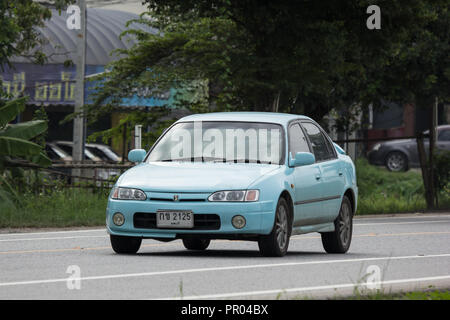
182 238 211 250
258 197 291 257
110 235 142 254
321 196 353 253
385 151 408 172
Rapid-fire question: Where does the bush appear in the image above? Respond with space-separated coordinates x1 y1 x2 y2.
356 158 431 215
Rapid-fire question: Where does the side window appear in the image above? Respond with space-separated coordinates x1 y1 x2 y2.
301 122 335 161
288 123 310 155
438 129 450 141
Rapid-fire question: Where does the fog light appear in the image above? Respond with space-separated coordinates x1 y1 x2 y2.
113 212 125 226
232 215 246 229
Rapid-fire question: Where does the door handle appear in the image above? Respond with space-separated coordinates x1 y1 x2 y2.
315 174 321 180
338 172 343 176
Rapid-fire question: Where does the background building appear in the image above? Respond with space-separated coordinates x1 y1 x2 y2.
0 7 169 151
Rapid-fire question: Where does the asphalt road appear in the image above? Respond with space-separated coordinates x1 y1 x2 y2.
0 213 449 299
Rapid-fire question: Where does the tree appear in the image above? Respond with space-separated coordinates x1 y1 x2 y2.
0 97 51 205
0 0 72 205
87 1 443 125
0 0 72 69
358 1 449 209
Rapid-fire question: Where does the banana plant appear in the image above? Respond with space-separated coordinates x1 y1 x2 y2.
0 97 51 206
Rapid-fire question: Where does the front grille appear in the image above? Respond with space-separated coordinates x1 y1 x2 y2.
149 198 206 202
133 212 221 230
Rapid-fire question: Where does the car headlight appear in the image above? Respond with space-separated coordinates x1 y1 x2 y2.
111 187 146 200
372 143 381 151
208 190 259 202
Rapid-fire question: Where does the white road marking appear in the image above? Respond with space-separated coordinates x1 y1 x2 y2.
0 235 108 242
0 253 449 288
354 214 450 221
354 220 450 226
0 229 106 237
164 275 450 300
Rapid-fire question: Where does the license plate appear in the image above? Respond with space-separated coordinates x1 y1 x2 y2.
156 210 194 229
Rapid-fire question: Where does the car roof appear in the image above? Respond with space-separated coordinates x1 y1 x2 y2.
177 112 312 126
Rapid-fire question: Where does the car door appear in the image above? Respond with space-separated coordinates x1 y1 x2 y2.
300 121 345 222
288 122 324 226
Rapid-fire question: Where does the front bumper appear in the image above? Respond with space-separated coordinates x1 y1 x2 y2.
367 149 386 166
106 194 276 239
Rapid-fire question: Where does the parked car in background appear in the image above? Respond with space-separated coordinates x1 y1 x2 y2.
368 125 450 171
85 143 122 163
45 143 72 163
106 112 358 257
53 141 101 162
51 141 121 180
44 143 73 179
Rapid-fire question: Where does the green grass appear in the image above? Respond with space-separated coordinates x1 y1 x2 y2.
355 158 449 215
0 188 108 228
346 288 450 300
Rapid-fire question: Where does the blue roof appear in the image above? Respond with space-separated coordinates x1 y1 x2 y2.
177 112 311 125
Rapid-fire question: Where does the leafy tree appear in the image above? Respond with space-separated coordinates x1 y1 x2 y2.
0 97 51 205
0 0 72 205
0 0 72 68
83 0 448 154
88 1 441 117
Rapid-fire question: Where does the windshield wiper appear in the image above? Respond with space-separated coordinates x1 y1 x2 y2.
158 157 275 164
159 157 225 162
221 159 274 164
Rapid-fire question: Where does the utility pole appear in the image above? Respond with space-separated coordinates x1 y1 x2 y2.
72 0 87 177
134 125 143 149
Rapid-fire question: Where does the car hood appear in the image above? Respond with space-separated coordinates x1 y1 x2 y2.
116 162 281 192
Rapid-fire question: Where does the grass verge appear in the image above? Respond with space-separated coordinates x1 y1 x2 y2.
345 288 450 300
0 188 107 228
355 158 449 215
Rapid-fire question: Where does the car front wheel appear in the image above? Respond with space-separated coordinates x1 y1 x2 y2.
258 197 291 257
110 235 142 254
385 151 408 172
321 196 353 253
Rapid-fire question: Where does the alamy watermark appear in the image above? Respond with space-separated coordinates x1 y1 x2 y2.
66 265 81 290
365 264 382 290
156 121 282 164
367 5 381 30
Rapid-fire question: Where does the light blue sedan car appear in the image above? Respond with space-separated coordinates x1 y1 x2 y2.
106 112 357 257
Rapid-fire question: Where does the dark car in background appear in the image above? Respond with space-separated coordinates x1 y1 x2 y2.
368 125 450 171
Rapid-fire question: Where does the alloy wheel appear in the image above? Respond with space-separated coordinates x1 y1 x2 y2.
338 200 352 248
276 204 288 250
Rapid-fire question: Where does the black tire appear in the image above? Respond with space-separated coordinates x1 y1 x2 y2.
182 238 211 250
321 196 353 254
110 235 142 254
258 197 291 257
385 151 408 172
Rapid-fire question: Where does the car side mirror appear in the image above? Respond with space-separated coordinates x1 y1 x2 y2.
128 149 146 163
289 152 315 167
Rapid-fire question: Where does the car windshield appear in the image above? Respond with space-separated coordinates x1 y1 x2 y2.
146 121 284 164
